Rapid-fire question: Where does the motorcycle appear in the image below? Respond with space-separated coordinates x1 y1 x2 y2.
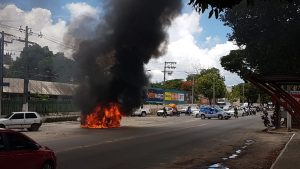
261 113 270 127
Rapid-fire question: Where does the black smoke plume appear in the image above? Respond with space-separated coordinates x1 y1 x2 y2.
73 0 182 115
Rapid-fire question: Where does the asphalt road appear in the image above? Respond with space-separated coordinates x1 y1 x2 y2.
31 115 263 169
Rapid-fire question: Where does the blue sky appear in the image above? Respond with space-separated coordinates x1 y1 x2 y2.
1 0 232 46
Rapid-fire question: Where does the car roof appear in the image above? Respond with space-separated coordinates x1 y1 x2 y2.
12 111 37 113
0 128 38 143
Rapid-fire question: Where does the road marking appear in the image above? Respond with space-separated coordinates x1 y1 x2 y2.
55 123 208 154
270 132 296 169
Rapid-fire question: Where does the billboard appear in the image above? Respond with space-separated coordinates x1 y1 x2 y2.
146 88 164 104
164 89 186 104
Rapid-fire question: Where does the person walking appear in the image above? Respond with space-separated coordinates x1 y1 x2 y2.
163 107 167 118
234 106 238 118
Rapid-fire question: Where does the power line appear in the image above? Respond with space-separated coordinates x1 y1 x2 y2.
0 23 76 50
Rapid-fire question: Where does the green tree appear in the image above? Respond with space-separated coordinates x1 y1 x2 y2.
220 0 300 76
231 82 269 105
163 79 184 90
195 68 226 104
7 44 75 82
188 0 292 18
150 82 164 89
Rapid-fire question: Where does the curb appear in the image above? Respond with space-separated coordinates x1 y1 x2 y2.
269 132 296 169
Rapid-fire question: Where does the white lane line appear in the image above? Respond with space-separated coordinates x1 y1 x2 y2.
55 123 208 153
270 132 296 169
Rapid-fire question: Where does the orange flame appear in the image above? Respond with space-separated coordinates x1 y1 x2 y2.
81 103 122 128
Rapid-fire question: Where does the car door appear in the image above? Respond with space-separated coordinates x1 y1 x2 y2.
206 108 213 118
5 132 43 169
9 113 25 129
211 108 218 118
24 113 38 128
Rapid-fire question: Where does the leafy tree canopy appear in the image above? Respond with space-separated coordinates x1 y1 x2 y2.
188 0 294 18
194 68 226 104
220 0 300 77
230 82 271 105
7 44 75 82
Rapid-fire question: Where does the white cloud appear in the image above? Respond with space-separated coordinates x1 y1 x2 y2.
64 2 98 21
0 3 99 59
146 11 243 86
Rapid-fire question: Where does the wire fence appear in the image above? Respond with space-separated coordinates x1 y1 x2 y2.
1 100 79 115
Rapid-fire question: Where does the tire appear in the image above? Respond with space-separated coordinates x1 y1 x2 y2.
0 124 5 128
200 114 205 119
195 114 200 118
42 161 54 169
157 113 161 116
218 115 223 120
141 112 146 117
30 123 40 131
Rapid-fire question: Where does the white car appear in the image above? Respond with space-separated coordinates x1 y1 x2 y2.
224 108 245 117
157 107 174 116
131 107 150 117
0 112 42 131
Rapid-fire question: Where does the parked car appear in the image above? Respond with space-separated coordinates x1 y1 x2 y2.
131 106 150 117
0 112 42 131
0 129 56 169
224 107 245 117
157 107 174 116
194 106 231 120
178 106 199 115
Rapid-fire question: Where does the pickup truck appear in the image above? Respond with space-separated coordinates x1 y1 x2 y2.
131 107 150 117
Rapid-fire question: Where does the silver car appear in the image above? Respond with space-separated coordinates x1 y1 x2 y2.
198 106 231 120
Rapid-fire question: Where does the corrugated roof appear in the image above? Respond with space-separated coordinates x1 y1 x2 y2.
3 78 78 96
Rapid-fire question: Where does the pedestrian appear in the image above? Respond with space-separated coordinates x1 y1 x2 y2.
163 107 167 118
186 106 191 115
234 106 238 118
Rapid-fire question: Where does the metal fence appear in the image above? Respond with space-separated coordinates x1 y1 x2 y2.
1 100 79 115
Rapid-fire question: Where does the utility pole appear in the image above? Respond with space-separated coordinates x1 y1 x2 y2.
162 61 176 84
242 83 245 104
19 26 32 111
0 31 12 117
192 75 194 104
213 76 215 105
0 32 3 117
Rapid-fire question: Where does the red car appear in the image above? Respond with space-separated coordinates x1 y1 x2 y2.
0 129 56 169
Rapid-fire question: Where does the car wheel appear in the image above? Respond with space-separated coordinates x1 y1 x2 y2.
195 114 200 118
0 124 5 128
42 161 54 169
30 123 40 131
141 112 146 117
157 113 160 116
200 114 205 119
218 115 223 120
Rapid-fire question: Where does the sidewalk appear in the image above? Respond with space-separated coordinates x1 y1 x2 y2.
271 131 300 169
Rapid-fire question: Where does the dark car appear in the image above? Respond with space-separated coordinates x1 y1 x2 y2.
0 129 56 169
